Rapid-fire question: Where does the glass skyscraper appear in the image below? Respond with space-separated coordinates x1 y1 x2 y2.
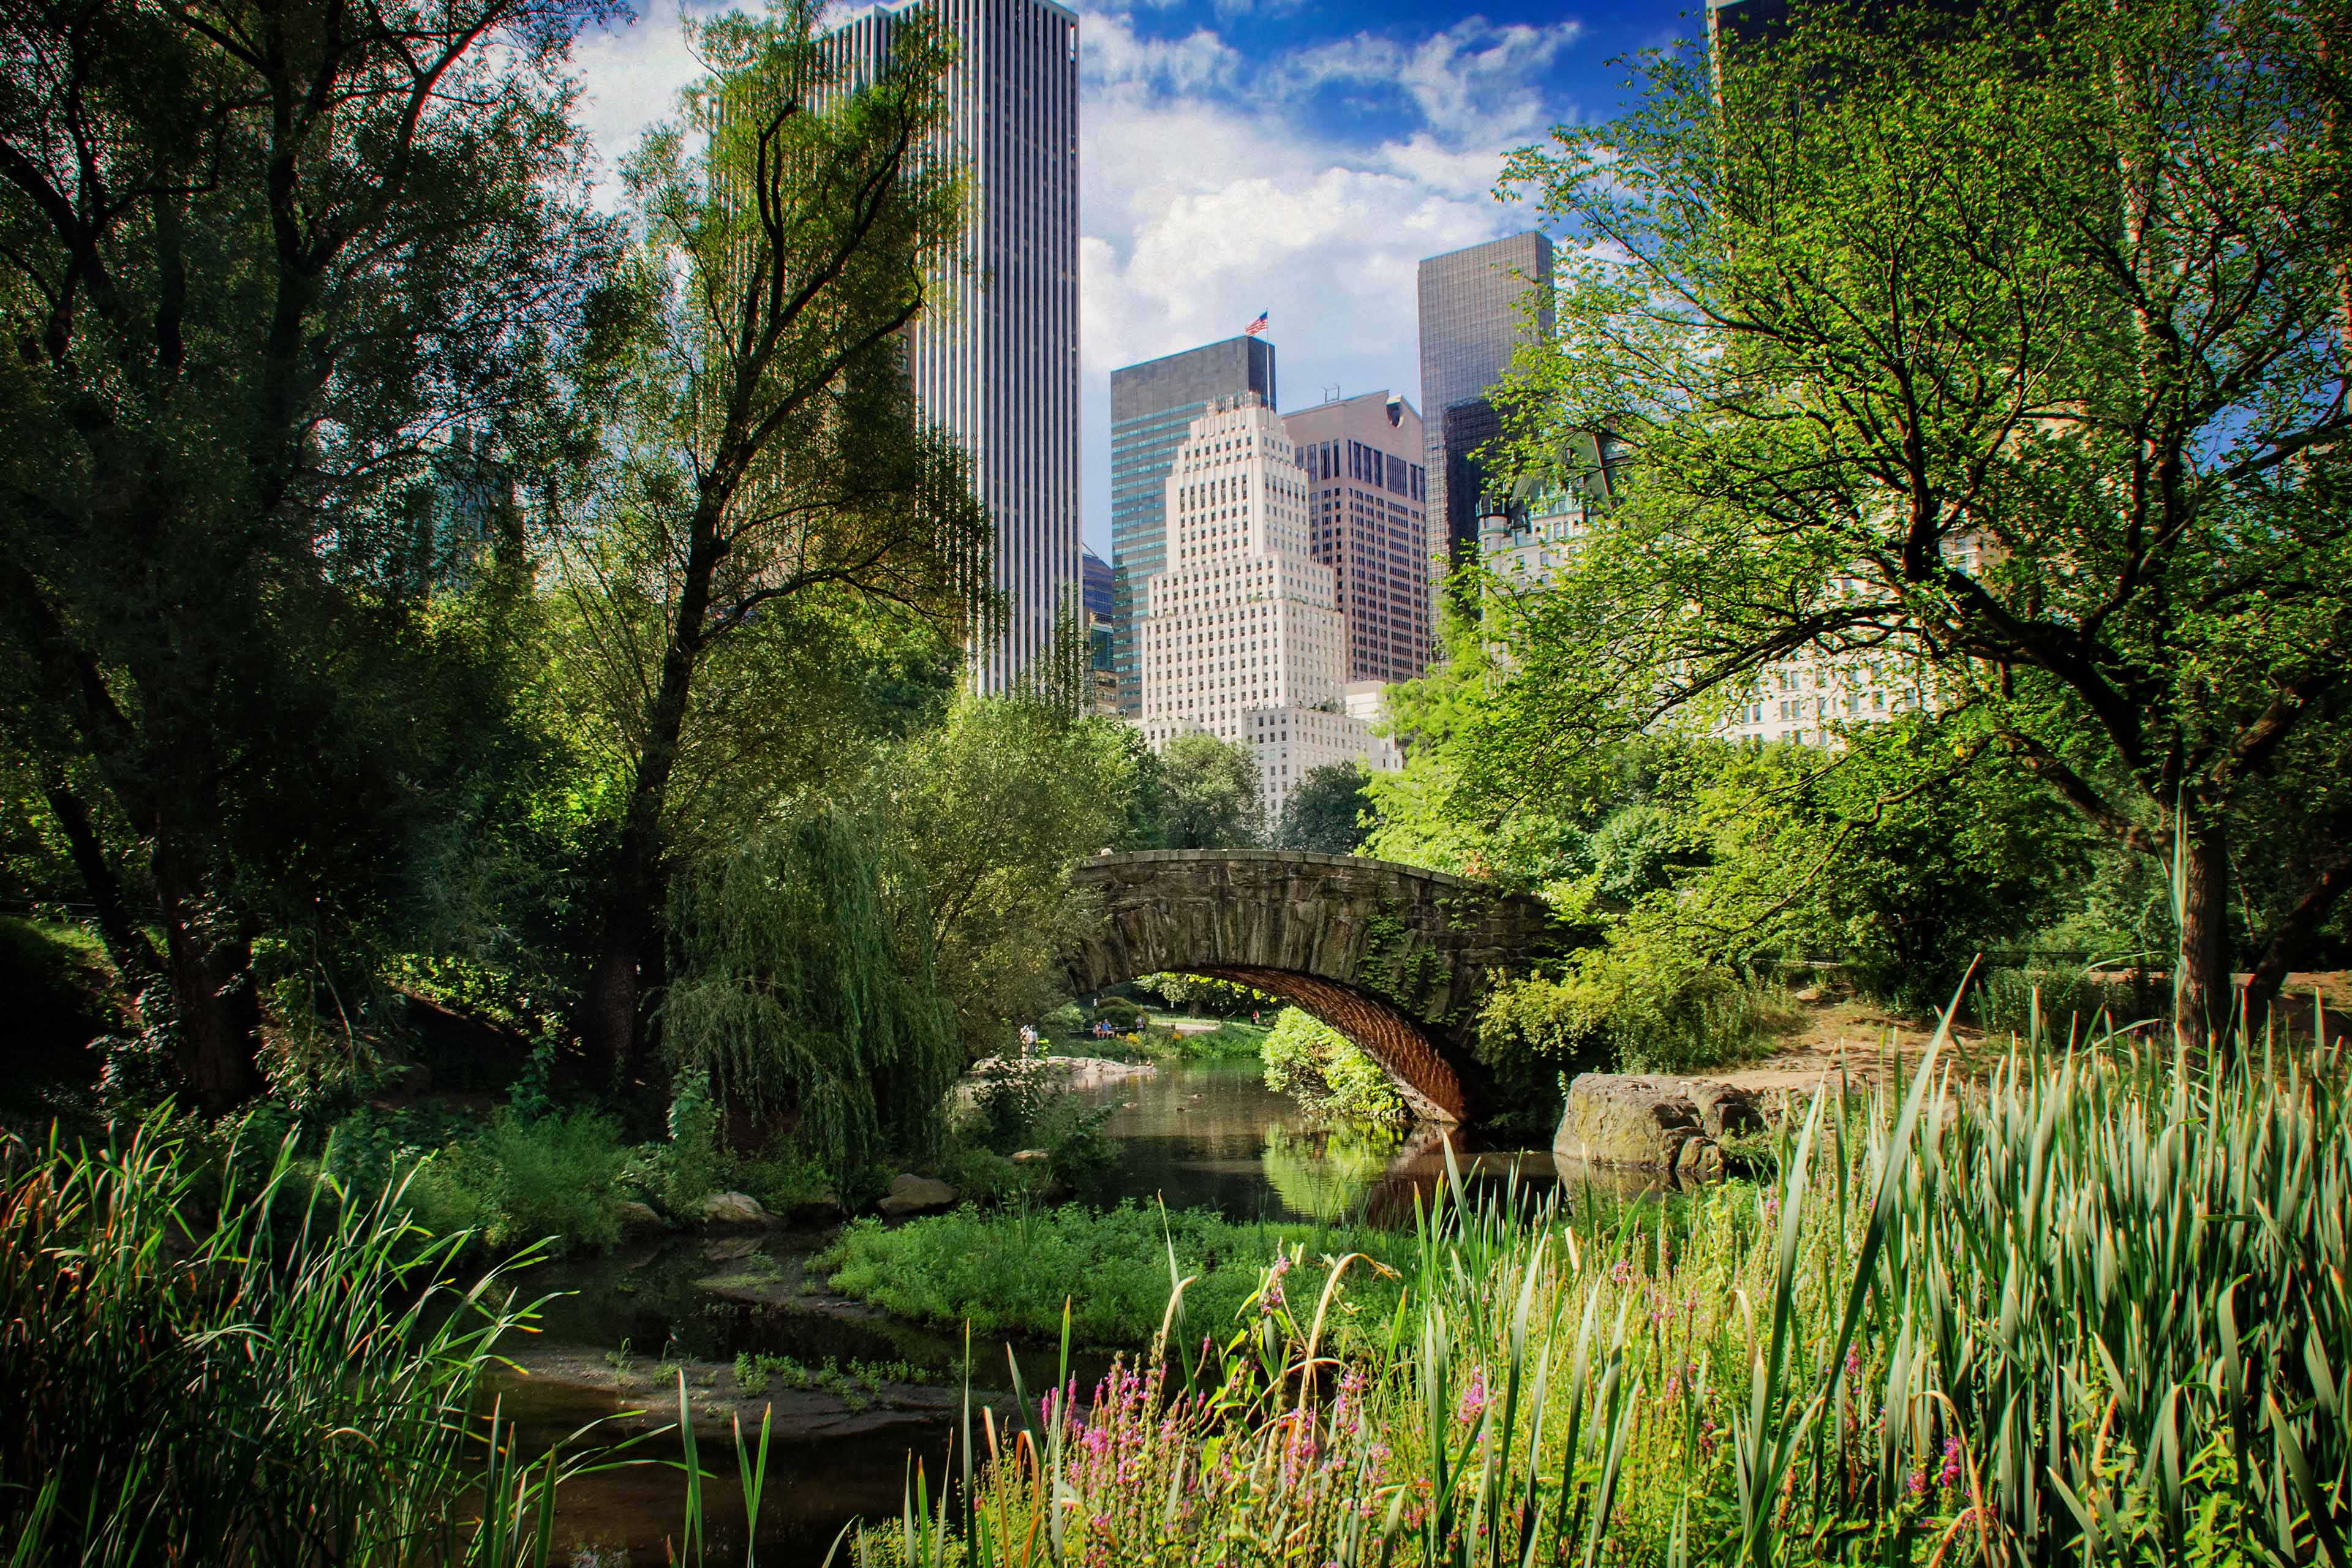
820 0 1081 693
1416 232 1555 622
1107 336 1276 715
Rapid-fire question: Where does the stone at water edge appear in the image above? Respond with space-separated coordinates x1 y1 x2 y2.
615 1199 668 1231
1009 1148 1051 1165
876 1174 957 1218
1554 1072 1773 1179
700 1190 776 1227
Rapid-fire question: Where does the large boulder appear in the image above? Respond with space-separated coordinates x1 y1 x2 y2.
1553 1073 1771 1179
700 1190 776 1227
876 1174 959 1218
615 1199 669 1232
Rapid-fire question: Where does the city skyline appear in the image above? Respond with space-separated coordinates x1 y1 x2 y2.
565 1 1706 564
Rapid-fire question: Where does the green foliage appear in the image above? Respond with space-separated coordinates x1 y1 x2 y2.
1261 1008 1406 1129
1090 996 1150 1033
1480 915 1803 1086
0 1121 554 1564
865 697 1138 1055
665 807 960 1188
0 0 606 1109
1134 971 1275 1016
660 1066 727 1213
1040 1001 1087 1039
1272 762 1372 855
957 1057 1118 1193
1150 1021 1267 1061
1698 720 2087 1008
1491 0 2352 1036
404 1109 634 1254
818 1202 1414 1349
1152 732 1265 849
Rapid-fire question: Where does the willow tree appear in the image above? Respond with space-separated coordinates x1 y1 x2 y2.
664 807 959 1183
562 2 991 1084
1490 0 2352 1042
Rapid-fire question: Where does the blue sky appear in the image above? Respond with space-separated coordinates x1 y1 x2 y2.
567 0 1705 554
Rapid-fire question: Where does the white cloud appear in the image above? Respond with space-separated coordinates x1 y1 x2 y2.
568 0 709 203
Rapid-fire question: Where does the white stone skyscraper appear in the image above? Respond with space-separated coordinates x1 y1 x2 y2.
1139 396 1396 822
821 0 1081 692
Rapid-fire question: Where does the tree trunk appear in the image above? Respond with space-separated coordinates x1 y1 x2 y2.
579 513 719 1088
2173 812 2234 1053
2240 844 2352 1041
39 767 162 984
154 873 263 1113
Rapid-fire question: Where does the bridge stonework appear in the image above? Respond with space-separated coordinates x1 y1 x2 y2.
1062 850 1561 1125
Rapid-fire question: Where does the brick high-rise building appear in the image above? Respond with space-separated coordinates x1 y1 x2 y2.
1109 336 1276 715
1417 232 1555 626
819 0 1080 693
1281 392 1430 685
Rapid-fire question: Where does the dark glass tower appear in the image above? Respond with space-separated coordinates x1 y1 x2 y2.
1107 336 1276 716
1415 232 1555 621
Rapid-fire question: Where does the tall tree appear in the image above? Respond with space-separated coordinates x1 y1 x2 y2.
1492 0 2352 1041
1154 732 1265 850
0 0 608 1107
562 2 989 1084
1273 762 1371 856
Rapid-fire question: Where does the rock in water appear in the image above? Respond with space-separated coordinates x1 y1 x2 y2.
876 1174 957 1218
700 1191 775 1227
1554 1073 1772 1180
615 1200 669 1232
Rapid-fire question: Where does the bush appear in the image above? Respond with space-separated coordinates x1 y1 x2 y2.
957 1055 1118 1194
1477 914 1802 1099
1148 1020 1266 1060
1041 1001 1087 1039
1090 995 1150 1031
401 1108 632 1255
1261 1009 1406 1128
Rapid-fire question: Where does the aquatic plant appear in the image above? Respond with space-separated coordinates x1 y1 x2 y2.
0 1119 603 1566
864 1001 2351 1566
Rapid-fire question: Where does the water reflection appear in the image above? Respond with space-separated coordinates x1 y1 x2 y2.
1075 1057 1567 1222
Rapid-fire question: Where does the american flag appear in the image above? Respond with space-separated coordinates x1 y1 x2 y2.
1243 311 1268 336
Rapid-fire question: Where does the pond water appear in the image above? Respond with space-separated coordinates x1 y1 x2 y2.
484 1057 1577 1564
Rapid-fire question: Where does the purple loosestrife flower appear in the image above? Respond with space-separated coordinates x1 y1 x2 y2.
1940 1436 1964 1489
1456 1365 1490 1425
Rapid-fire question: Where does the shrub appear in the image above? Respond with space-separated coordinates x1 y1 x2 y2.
1090 995 1150 1031
1261 1008 1406 1128
402 1108 631 1255
1149 1020 1266 1060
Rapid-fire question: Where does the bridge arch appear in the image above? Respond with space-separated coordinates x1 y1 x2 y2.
1061 850 1561 1126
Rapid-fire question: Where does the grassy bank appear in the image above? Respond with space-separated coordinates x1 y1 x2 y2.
818 1201 1419 1349
862 1019 2351 1566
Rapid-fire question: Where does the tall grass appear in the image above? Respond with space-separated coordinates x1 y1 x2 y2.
866 1004 2350 1566
0 1120 593 1566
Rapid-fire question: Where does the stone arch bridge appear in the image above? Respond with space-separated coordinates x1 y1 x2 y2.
1061 850 1566 1126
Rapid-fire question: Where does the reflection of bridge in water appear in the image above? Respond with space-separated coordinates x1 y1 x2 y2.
1064 851 1574 1128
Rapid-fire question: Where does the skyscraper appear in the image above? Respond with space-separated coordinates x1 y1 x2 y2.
1108 336 1276 716
1416 232 1555 623
1281 392 1430 684
820 0 1080 693
1137 396 1393 821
